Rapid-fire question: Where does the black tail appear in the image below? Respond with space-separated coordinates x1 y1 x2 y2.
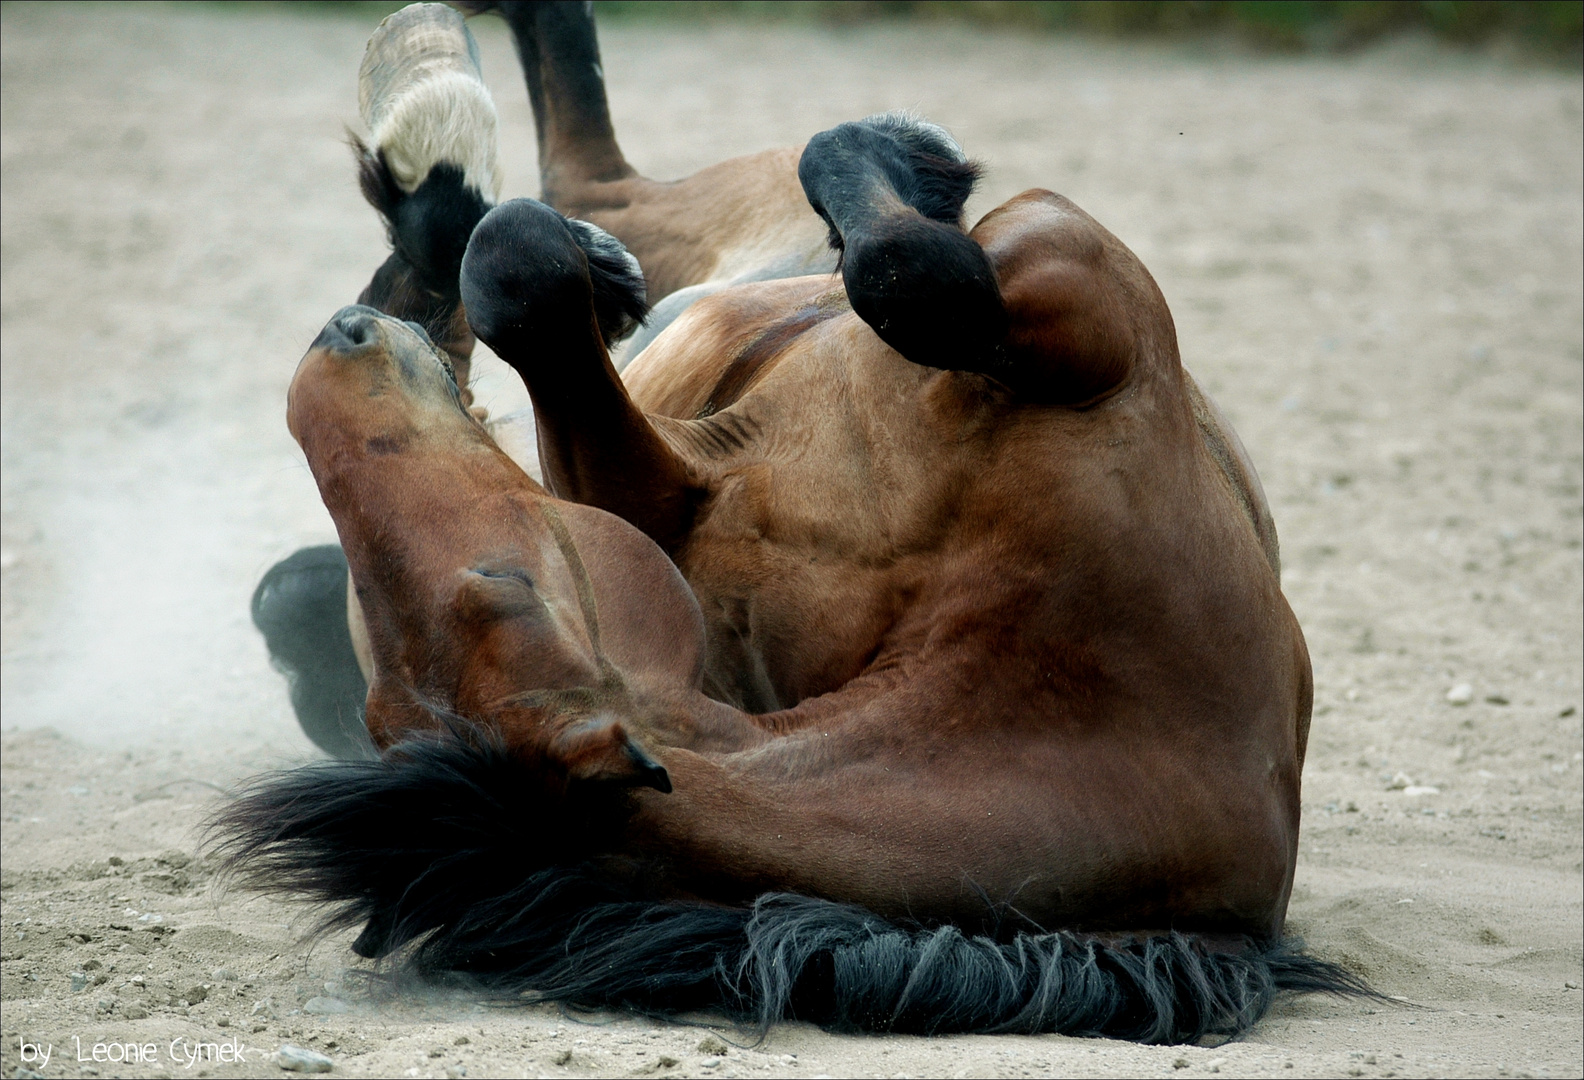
209 728 1378 1044
251 546 374 760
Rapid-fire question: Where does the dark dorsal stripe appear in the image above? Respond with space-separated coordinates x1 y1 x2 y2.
697 293 849 419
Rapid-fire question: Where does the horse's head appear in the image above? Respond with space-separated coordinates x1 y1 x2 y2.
287 305 702 790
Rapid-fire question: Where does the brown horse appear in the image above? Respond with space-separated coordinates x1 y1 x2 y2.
223 1 1368 1042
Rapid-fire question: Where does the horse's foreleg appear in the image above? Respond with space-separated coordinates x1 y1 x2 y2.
461 198 702 553
350 3 505 406
799 119 1146 406
797 115 1007 375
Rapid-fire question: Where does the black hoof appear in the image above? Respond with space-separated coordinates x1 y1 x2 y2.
460 198 647 357
798 114 1007 373
251 545 375 760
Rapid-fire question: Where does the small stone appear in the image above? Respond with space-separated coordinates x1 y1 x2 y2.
1386 771 1413 790
444 1067 468 1079
213 967 238 982
1207 1059 1227 1074
253 997 276 1016
186 984 209 1004
278 1044 334 1073
1446 684 1474 705
97 997 115 1014
429 1048 445 1058
304 996 350 1015
696 1035 729 1055
71 971 89 992
658 1056 680 1068
454 1036 470 1046
701 1058 722 1070
1172 1059 1190 1070
217 1016 231 1028
17 1067 47 1080
553 1050 573 1066
123 1003 149 1020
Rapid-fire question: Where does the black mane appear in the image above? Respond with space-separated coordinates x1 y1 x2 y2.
208 726 1380 1043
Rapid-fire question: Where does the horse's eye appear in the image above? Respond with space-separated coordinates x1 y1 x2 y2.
473 566 533 588
461 567 541 620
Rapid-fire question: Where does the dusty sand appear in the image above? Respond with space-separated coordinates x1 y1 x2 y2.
2 4 1580 1077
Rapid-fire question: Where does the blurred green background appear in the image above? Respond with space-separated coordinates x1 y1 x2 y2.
276 1 1583 64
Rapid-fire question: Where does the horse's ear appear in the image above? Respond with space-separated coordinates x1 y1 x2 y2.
548 715 671 793
564 218 649 345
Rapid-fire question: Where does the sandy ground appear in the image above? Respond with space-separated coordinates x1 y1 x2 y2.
2 4 1581 1077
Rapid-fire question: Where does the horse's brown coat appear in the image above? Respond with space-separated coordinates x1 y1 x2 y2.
297 183 1308 940
302 0 1312 944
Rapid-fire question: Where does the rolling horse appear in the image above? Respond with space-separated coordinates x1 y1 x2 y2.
225 1 1368 1042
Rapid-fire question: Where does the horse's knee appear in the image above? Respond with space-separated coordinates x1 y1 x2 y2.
971 190 1145 405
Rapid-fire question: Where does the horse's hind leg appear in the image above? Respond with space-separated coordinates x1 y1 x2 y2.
350 2 505 407
456 1 634 205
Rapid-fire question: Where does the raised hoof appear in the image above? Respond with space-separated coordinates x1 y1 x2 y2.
251 546 375 760
359 2 502 202
843 215 1008 374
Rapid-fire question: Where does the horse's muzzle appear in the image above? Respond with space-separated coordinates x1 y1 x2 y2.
311 304 385 353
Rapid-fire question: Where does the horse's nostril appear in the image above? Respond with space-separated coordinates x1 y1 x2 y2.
312 305 384 353
335 309 379 346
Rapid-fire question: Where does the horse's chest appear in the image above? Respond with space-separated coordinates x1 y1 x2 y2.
677 465 923 712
